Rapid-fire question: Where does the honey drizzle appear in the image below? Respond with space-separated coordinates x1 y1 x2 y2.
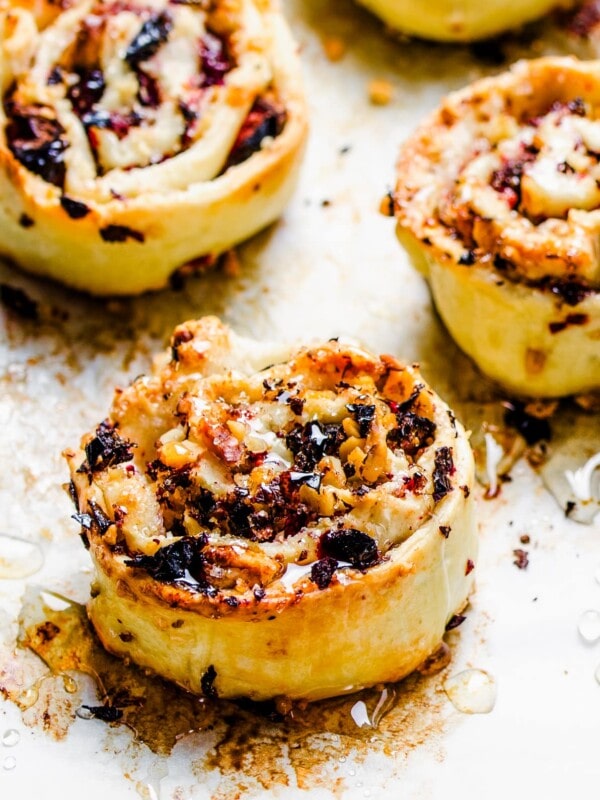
1 590 453 791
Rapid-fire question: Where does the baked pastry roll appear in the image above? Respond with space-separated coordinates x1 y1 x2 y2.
65 317 477 702
0 0 306 295
394 57 600 398
355 0 573 42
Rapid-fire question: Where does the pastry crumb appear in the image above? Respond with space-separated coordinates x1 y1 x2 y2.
323 36 346 62
379 191 395 217
513 548 529 570
368 79 394 106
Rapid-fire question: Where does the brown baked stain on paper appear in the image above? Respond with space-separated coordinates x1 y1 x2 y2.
0 591 452 793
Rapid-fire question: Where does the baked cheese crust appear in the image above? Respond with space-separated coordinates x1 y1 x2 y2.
65 317 477 701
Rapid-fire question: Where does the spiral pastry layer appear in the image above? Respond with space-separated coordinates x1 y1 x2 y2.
355 0 573 42
0 0 307 294
65 317 477 701
394 57 600 397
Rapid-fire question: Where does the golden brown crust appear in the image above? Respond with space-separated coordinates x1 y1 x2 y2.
65 317 477 700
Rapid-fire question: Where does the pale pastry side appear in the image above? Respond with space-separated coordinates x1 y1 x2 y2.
394 57 600 397
355 0 575 42
65 317 477 701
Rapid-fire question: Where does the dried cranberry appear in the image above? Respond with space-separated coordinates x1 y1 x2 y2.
310 556 338 589
285 471 322 492
402 472 427 494
226 99 287 168
432 446 455 502
125 536 208 586
200 32 232 87
5 101 67 187
87 500 112 535
72 512 93 530
320 528 378 569
346 403 376 437
19 213 34 228
289 396 305 415
282 504 312 539
136 69 161 107
83 420 135 472
83 109 142 140
67 68 105 117
548 279 591 307
47 67 63 86
286 420 345 471
387 412 436 456
125 11 173 68
396 383 424 413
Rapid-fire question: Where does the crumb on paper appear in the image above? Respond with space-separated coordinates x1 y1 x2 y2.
574 393 600 413
379 191 395 217
513 549 529 570
523 399 559 419
222 250 241 278
368 79 394 106
322 36 346 62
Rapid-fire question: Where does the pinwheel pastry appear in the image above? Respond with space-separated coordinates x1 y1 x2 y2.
355 0 574 42
65 317 477 701
394 57 600 398
0 0 307 295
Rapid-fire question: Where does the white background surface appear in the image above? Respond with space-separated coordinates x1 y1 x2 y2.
1 1 600 797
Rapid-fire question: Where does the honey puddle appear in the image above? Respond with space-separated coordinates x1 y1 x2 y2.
0 534 44 579
0 588 457 791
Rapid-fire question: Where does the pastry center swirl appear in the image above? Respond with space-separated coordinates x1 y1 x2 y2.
72 327 461 594
438 98 600 286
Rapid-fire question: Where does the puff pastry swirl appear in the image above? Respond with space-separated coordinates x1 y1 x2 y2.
65 317 477 701
355 0 574 42
394 57 600 397
0 0 307 294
